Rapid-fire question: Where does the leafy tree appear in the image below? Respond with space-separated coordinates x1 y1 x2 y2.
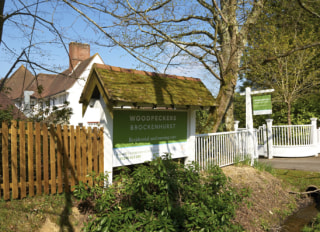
196 110 215 134
242 0 320 125
297 0 320 19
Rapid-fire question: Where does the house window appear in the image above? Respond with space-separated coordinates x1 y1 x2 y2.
60 94 67 104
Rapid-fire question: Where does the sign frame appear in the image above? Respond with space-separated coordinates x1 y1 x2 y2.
112 109 189 167
252 94 272 115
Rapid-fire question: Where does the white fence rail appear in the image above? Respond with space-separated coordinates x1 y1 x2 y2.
195 130 255 170
195 118 319 170
256 118 318 158
272 125 312 146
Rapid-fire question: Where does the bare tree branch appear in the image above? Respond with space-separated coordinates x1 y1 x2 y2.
0 50 26 92
0 0 5 45
63 0 160 71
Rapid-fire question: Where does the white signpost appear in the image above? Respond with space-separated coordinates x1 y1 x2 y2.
240 87 274 164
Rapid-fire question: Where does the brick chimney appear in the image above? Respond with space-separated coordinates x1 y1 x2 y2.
69 42 90 71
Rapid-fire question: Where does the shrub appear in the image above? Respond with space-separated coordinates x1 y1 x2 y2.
74 156 248 231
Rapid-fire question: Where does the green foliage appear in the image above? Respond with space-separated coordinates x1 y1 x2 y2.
233 93 246 128
74 157 248 231
234 89 320 126
252 160 275 175
302 213 320 232
196 110 214 134
30 101 72 125
0 105 14 123
240 0 320 125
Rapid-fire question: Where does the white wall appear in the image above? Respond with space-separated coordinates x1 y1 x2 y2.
94 96 114 184
68 55 104 126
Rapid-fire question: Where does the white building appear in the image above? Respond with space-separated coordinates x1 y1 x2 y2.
4 42 104 126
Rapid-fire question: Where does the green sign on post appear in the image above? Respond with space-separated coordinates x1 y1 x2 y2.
113 110 188 148
252 95 272 115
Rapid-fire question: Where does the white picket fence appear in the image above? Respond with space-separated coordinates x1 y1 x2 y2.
195 129 257 170
195 118 319 170
257 118 318 158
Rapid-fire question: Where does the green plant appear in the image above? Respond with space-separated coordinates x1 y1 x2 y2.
234 154 251 166
252 159 275 174
74 156 248 231
234 157 275 175
302 213 320 232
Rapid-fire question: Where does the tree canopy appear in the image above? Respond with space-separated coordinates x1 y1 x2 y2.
241 0 320 125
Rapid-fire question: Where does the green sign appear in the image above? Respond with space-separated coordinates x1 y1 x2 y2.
113 110 188 148
252 95 272 115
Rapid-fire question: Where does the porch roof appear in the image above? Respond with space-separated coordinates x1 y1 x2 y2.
80 63 216 114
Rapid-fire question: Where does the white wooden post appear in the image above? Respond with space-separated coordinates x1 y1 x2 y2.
244 88 255 165
234 120 240 131
310 118 318 157
186 109 196 164
234 120 240 156
245 88 254 131
263 124 268 157
240 87 274 163
266 119 273 159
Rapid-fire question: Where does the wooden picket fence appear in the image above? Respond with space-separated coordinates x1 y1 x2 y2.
0 120 104 200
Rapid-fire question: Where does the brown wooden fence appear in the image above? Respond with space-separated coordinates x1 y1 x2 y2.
0 120 104 200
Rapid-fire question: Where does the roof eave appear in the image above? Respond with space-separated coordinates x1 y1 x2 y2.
110 100 216 110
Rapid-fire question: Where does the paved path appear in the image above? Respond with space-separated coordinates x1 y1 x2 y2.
259 156 320 172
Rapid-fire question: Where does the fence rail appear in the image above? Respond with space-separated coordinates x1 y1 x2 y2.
195 130 252 170
272 125 312 146
0 120 104 200
256 119 318 158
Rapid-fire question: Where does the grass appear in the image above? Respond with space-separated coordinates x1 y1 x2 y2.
273 169 320 192
235 156 275 174
0 193 81 232
237 158 320 191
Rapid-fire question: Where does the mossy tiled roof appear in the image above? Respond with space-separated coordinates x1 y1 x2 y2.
88 64 216 108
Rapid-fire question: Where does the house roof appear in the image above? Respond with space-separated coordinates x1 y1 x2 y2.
5 65 35 99
0 92 26 120
30 54 99 98
4 54 100 100
80 63 216 114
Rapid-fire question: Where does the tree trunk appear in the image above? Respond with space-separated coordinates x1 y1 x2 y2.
287 101 292 125
212 73 237 132
211 0 242 132
225 95 234 131
0 0 5 45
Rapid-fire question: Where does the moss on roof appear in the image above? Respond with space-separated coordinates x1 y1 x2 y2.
93 64 216 107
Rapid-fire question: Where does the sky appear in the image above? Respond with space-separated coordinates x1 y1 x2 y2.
0 0 220 95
